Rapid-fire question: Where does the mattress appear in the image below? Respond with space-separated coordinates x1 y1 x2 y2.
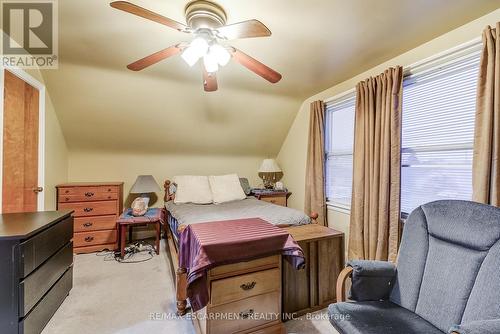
165 197 311 240
167 213 180 244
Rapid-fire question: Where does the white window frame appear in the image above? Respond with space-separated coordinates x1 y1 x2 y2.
324 90 356 212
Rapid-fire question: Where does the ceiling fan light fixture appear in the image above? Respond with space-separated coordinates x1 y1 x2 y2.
210 44 230 66
203 52 219 73
111 0 282 91
181 37 209 66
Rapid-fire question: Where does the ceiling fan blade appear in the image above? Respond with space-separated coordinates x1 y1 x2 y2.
217 19 271 40
230 48 282 83
127 45 182 71
110 1 189 32
203 70 218 92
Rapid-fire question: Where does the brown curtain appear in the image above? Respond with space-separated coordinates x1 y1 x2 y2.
473 23 500 206
305 100 327 226
349 67 403 262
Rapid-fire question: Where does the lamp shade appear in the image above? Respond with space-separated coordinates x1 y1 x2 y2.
258 159 282 173
130 175 161 194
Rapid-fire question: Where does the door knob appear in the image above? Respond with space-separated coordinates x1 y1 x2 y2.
33 187 43 193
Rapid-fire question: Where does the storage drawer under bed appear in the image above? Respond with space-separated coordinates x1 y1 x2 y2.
211 268 280 306
208 291 280 334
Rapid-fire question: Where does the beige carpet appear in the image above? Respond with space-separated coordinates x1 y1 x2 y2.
42 240 338 334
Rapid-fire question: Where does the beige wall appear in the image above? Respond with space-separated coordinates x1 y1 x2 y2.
44 93 69 210
277 9 500 236
67 150 266 207
24 69 69 210
329 209 350 258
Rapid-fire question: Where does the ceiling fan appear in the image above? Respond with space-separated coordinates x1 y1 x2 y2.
110 0 282 92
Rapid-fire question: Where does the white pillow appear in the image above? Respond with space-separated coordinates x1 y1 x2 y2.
208 174 246 204
173 175 213 204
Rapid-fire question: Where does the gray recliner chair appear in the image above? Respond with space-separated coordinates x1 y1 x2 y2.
329 200 500 334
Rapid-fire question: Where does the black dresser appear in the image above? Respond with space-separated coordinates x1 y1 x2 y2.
0 211 74 334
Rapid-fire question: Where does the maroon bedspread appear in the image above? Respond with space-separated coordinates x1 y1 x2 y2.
178 218 305 311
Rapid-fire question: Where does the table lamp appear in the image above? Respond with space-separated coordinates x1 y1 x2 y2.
130 175 161 215
258 159 283 189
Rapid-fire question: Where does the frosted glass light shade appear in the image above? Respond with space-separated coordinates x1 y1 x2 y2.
203 52 219 73
190 37 209 56
210 44 230 66
181 37 209 66
130 175 161 194
181 47 201 66
258 159 282 173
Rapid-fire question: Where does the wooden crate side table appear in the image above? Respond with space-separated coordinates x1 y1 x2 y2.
116 208 165 258
56 182 123 254
282 224 345 318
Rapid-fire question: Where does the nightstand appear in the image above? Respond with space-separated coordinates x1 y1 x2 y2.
251 190 292 207
116 208 165 258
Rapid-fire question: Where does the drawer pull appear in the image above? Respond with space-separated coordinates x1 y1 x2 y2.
83 222 93 228
240 281 257 291
84 207 93 212
85 192 94 197
65 197 70 201
270 200 276 203
239 309 254 319
84 236 94 242
65 190 69 194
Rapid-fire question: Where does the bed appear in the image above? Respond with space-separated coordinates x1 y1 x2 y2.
162 178 318 320
165 196 312 244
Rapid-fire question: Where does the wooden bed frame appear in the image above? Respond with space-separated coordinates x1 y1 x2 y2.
162 180 319 316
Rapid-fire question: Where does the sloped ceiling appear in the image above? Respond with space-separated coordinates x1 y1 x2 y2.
42 0 499 155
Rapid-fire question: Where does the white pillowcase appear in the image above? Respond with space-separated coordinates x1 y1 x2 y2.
173 175 213 204
208 174 246 204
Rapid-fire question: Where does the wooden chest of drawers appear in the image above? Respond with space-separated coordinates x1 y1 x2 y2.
0 211 74 334
193 255 285 334
56 182 123 254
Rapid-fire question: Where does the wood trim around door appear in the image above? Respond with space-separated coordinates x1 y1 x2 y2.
0 67 46 213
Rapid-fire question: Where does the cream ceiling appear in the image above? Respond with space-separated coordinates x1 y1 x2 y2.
42 0 499 155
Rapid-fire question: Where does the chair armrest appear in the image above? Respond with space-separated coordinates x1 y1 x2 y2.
449 319 500 334
336 266 353 302
336 260 397 302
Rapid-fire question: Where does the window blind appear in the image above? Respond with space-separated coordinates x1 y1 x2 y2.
325 93 355 207
401 49 480 214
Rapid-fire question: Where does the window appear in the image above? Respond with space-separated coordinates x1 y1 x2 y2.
400 48 481 214
324 42 481 214
325 93 355 208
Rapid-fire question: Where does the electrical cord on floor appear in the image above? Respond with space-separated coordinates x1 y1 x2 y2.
95 240 155 263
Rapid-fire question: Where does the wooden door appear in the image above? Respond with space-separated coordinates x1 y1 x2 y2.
2 70 40 213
